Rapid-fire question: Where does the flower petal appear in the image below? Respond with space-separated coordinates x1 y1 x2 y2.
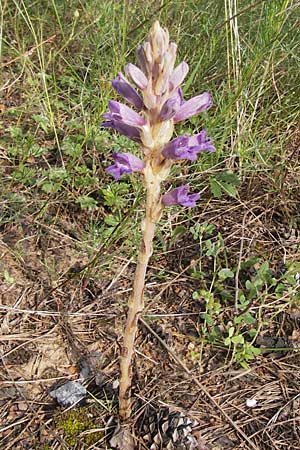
125 63 148 90
112 152 144 171
112 73 144 109
106 152 144 180
173 92 213 123
149 20 169 59
102 119 141 142
108 100 146 127
162 135 198 160
162 185 200 208
169 61 189 91
188 130 216 152
162 130 215 160
159 89 182 121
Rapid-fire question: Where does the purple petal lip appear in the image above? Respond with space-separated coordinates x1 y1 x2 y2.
162 130 215 161
125 63 148 90
159 88 183 121
102 119 141 143
107 100 146 127
188 130 216 152
111 73 144 110
173 92 213 123
162 185 200 208
105 152 145 180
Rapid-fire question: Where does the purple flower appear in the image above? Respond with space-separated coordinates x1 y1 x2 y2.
106 152 145 180
188 130 216 152
163 135 197 160
169 62 189 91
104 101 146 128
112 73 144 110
173 92 213 123
162 130 215 160
102 119 141 143
159 89 182 121
125 63 148 90
162 185 200 208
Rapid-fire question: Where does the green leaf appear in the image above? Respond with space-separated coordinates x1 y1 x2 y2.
243 312 256 324
228 326 235 338
4 270 14 284
231 334 245 344
209 177 222 198
245 280 252 290
218 268 234 280
240 257 260 269
192 291 200 300
218 171 240 185
224 337 231 346
170 226 187 246
32 114 50 133
104 215 120 226
41 181 59 193
209 172 240 198
76 196 98 209
251 346 261 355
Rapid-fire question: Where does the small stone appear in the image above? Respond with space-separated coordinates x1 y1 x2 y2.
246 398 258 408
49 380 87 407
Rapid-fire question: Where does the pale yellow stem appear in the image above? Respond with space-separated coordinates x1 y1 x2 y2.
119 162 162 421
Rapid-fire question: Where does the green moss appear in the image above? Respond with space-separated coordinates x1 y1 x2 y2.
56 407 104 446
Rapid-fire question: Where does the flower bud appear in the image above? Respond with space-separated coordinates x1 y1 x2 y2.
125 64 148 90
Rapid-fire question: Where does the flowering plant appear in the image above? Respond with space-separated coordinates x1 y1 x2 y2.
104 21 215 444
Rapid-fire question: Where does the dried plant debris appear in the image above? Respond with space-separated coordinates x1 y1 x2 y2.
109 424 135 450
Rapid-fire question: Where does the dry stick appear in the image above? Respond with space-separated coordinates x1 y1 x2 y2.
119 167 162 421
140 317 259 450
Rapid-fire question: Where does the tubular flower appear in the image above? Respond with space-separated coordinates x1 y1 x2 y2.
173 92 213 123
102 119 141 143
125 64 148 90
159 89 183 121
169 62 189 91
104 101 146 128
112 73 144 110
162 185 200 208
162 130 215 161
106 152 145 180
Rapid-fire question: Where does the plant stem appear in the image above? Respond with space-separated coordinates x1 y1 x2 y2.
119 162 161 422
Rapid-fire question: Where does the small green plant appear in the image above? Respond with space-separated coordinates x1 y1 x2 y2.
76 195 98 209
224 327 261 368
56 408 104 446
209 171 240 198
